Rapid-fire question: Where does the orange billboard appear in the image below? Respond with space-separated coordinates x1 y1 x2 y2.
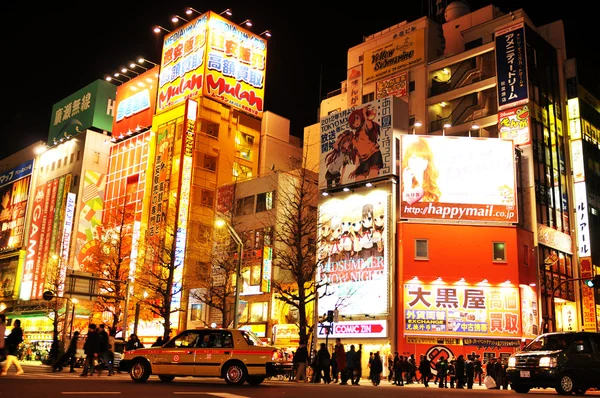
203 13 266 118
113 67 159 137
157 14 208 112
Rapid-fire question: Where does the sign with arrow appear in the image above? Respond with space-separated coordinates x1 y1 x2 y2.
317 320 387 338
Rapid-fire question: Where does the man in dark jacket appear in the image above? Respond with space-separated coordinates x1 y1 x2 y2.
455 354 466 388
437 356 448 388
53 331 80 372
97 324 114 376
315 343 331 384
418 355 432 387
465 355 475 389
80 323 100 377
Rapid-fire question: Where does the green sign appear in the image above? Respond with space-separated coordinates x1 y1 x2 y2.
48 79 116 146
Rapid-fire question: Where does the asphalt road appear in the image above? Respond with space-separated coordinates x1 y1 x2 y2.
0 365 598 397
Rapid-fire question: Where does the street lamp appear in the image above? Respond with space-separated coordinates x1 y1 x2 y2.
215 218 243 329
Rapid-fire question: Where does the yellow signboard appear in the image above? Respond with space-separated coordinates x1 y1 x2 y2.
363 29 424 84
404 283 521 337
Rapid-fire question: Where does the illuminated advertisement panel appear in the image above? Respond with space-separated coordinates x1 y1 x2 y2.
498 104 530 146
574 182 591 257
319 96 400 191
170 99 197 328
204 12 267 118
571 139 585 183
113 67 159 136
0 160 33 252
261 246 272 293
520 285 539 338
363 28 424 84
495 22 529 111
347 65 362 108
580 258 597 331
157 14 208 112
58 192 76 297
20 184 45 300
400 136 517 223
75 171 105 270
317 189 389 315
375 72 408 100
148 127 174 237
403 283 521 337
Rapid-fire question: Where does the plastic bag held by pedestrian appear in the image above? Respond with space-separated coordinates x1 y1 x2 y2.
484 375 496 389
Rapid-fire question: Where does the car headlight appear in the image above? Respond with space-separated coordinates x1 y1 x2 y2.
508 357 516 367
538 356 557 367
121 353 126 360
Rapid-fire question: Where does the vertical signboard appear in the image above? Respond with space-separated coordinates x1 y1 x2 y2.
204 12 267 118
498 104 531 146
261 246 272 293
0 160 34 252
347 65 363 107
20 184 45 300
495 22 528 111
148 127 174 237
170 98 197 328
75 171 105 270
58 193 76 297
580 258 597 331
157 14 208 112
574 183 591 257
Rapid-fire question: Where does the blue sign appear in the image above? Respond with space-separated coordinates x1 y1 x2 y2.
496 23 528 111
0 159 34 187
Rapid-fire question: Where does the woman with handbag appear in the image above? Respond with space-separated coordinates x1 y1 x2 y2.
1 319 24 375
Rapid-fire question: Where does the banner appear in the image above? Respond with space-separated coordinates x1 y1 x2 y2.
113 67 159 136
400 136 517 222
498 104 530 146
375 72 408 99
404 283 521 337
0 160 33 252
317 189 389 315
347 65 362 108
495 22 528 111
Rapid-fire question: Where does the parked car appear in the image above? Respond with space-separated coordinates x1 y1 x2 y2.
120 328 293 385
506 331 600 395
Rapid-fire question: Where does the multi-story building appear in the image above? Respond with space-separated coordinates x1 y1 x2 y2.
311 0 598 372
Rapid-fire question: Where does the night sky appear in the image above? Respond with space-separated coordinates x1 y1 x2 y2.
2 0 598 160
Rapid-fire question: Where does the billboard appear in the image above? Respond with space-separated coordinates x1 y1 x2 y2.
48 80 116 145
495 22 528 111
363 28 424 84
0 160 33 252
319 96 406 191
375 72 408 100
158 14 208 112
347 65 362 108
399 135 517 223
499 104 530 146
404 282 521 337
75 170 105 270
113 67 159 137
317 189 389 315
204 12 267 118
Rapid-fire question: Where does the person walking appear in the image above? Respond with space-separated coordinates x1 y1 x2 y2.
331 349 338 383
353 344 363 385
345 344 357 385
437 355 448 388
315 342 331 384
293 340 309 383
1 318 24 375
394 355 404 386
419 354 432 387
474 355 483 385
408 353 418 383
0 314 6 363
96 324 114 376
53 331 80 372
80 323 100 377
465 355 475 389
335 338 347 385
494 357 504 389
455 354 466 388
387 353 395 382
370 352 383 385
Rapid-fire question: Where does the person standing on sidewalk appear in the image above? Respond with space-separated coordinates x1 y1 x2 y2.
369 352 383 385
0 314 6 362
315 342 331 384
465 355 475 389
345 345 357 385
96 324 114 376
437 355 448 388
335 338 347 384
419 354 432 387
293 340 309 382
1 318 24 375
80 323 99 377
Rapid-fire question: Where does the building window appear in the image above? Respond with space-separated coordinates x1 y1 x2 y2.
235 196 255 216
263 226 273 246
415 239 429 259
233 162 252 181
201 189 215 207
409 80 415 92
493 242 507 262
197 153 217 172
362 92 374 103
198 119 219 138
256 191 275 212
190 303 204 321
248 302 268 322
465 37 483 50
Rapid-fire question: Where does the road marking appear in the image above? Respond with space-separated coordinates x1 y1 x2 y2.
173 394 250 398
61 393 122 395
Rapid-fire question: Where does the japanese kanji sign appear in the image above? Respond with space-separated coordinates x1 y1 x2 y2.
495 22 529 111
404 283 521 337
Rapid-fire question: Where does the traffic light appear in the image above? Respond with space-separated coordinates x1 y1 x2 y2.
326 310 334 323
585 275 600 288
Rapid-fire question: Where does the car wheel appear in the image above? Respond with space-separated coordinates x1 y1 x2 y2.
158 375 175 383
574 388 587 396
223 361 247 385
130 360 151 383
247 376 265 385
511 384 530 394
556 373 576 395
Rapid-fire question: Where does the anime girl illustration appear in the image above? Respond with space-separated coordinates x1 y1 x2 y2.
372 201 385 253
348 104 383 181
359 203 375 258
328 216 343 261
324 130 356 188
401 137 441 204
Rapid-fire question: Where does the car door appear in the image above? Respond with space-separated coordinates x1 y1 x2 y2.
154 330 201 375
568 336 595 384
194 330 234 376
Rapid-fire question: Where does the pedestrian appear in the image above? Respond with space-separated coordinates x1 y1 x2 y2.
455 354 466 388
125 333 144 351
502 358 509 390
335 338 348 385
1 318 24 375
368 352 374 382
293 340 309 382
0 314 6 363
465 355 475 389
53 331 80 372
97 324 114 376
331 349 338 383
394 355 404 386
345 344 357 385
354 344 363 385
485 357 496 387
151 336 164 347
387 353 395 382
369 352 383 385
448 358 456 388
494 357 504 389
80 323 99 377
315 342 331 384
419 354 432 387
403 353 412 384
437 355 448 388
408 353 418 383
474 355 483 385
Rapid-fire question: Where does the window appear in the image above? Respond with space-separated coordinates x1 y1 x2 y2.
164 330 202 348
190 303 204 321
409 80 415 92
493 242 507 262
263 227 273 246
199 153 217 172
256 191 275 212
198 119 219 138
362 93 374 103
248 302 268 322
465 37 483 51
235 196 255 216
201 189 215 207
415 239 429 259
233 162 252 181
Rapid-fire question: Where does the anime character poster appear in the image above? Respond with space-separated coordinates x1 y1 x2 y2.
319 97 395 191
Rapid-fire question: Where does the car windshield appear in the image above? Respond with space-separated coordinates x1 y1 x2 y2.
241 330 265 346
522 334 574 352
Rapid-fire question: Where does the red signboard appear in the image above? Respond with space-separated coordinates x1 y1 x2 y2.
112 67 159 137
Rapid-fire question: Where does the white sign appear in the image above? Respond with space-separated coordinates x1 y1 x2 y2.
317 320 387 338
574 182 591 257
58 193 76 297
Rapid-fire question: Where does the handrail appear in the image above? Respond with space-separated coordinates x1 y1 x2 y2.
430 94 474 131
450 58 477 91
